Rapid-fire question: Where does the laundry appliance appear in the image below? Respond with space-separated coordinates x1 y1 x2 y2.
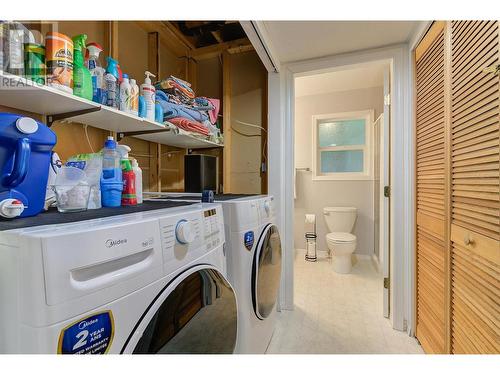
145 193 282 354
0 201 237 354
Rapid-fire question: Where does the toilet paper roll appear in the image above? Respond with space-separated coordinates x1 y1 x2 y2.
305 214 316 224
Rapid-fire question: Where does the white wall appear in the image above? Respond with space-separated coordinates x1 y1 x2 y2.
294 86 383 256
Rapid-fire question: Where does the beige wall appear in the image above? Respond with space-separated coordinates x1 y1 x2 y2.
294 86 383 256
229 51 266 194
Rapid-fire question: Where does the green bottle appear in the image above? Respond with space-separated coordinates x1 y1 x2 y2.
72 34 92 100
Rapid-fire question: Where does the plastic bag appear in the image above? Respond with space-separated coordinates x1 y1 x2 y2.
66 152 103 209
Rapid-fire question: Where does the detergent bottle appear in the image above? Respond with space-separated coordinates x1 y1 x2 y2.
104 57 119 109
141 71 156 121
85 42 106 104
129 78 139 116
72 34 92 100
100 136 122 207
119 73 132 112
131 158 143 204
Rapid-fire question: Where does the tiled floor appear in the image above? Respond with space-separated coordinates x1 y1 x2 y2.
266 250 423 354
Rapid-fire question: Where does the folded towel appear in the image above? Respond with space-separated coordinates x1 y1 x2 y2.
156 91 208 123
206 98 220 124
169 117 210 136
156 75 195 100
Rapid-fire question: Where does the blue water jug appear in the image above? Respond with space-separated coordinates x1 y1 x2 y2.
100 136 123 207
0 113 57 218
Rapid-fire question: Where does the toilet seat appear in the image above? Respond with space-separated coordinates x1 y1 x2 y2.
326 232 356 244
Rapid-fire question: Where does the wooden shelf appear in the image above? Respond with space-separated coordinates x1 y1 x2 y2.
0 71 223 149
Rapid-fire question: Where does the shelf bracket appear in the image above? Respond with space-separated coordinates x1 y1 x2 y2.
117 127 172 141
46 107 101 127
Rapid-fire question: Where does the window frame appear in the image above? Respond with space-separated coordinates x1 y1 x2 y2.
312 110 374 181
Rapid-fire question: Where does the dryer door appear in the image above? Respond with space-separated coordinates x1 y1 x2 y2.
122 265 237 354
252 224 282 320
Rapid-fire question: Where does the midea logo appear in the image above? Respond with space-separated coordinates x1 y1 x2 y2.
105 238 128 248
79 319 97 330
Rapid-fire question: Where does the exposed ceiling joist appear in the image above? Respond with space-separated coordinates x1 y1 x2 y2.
162 21 197 50
135 21 192 56
191 37 253 60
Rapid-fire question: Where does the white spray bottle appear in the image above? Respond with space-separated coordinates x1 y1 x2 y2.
141 71 156 121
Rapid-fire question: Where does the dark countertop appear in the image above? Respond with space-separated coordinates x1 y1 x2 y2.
0 200 196 231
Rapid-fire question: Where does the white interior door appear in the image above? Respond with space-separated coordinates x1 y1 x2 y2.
381 66 391 319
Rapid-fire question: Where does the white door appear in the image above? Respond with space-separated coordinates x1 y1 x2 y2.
381 66 391 319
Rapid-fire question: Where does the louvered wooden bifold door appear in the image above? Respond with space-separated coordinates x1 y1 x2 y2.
449 20 499 354
415 22 447 354
415 20 500 354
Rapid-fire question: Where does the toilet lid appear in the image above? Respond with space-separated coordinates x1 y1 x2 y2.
327 232 356 243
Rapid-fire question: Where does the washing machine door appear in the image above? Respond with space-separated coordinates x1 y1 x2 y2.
121 265 237 354
252 224 282 320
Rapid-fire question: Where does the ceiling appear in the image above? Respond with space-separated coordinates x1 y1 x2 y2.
170 21 247 48
295 62 388 97
262 21 422 63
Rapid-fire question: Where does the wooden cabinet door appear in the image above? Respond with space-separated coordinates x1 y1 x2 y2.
449 20 500 354
415 21 448 354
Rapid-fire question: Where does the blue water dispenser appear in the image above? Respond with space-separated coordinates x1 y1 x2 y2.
0 113 57 218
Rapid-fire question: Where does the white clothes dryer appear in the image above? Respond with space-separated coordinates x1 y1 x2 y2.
145 193 282 354
0 202 237 354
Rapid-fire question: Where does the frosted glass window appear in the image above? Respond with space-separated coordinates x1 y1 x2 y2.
318 119 365 147
320 150 364 173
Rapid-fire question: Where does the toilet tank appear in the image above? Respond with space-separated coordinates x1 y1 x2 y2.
323 207 357 233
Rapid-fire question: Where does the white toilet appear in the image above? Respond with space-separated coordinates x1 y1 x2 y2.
323 207 357 274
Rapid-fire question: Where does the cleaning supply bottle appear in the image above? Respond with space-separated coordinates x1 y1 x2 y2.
155 102 163 123
1 22 32 76
138 95 146 118
100 136 122 207
130 78 139 116
141 71 156 121
104 57 119 108
119 73 132 112
120 158 137 206
131 159 143 204
45 31 73 93
24 42 46 85
72 34 92 100
85 42 106 104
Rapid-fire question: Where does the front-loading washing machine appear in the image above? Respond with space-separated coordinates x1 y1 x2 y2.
144 193 282 354
0 202 237 354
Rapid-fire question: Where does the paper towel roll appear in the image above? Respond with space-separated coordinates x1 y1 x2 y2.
305 214 316 224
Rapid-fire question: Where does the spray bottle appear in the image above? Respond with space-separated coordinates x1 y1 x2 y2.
85 42 106 104
72 34 92 100
141 71 156 121
116 144 137 206
104 56 119 108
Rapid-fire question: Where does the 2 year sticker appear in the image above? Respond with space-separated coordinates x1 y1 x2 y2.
57 311 114 354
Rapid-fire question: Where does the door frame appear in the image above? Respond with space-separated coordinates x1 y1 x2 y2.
270 44 413 332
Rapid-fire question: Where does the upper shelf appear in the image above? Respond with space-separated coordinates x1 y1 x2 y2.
0 71 223 149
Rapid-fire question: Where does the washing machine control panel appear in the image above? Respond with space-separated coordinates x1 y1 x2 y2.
203 208 220 237
158 205 224 275
175 220 195 244
203 208 222 251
